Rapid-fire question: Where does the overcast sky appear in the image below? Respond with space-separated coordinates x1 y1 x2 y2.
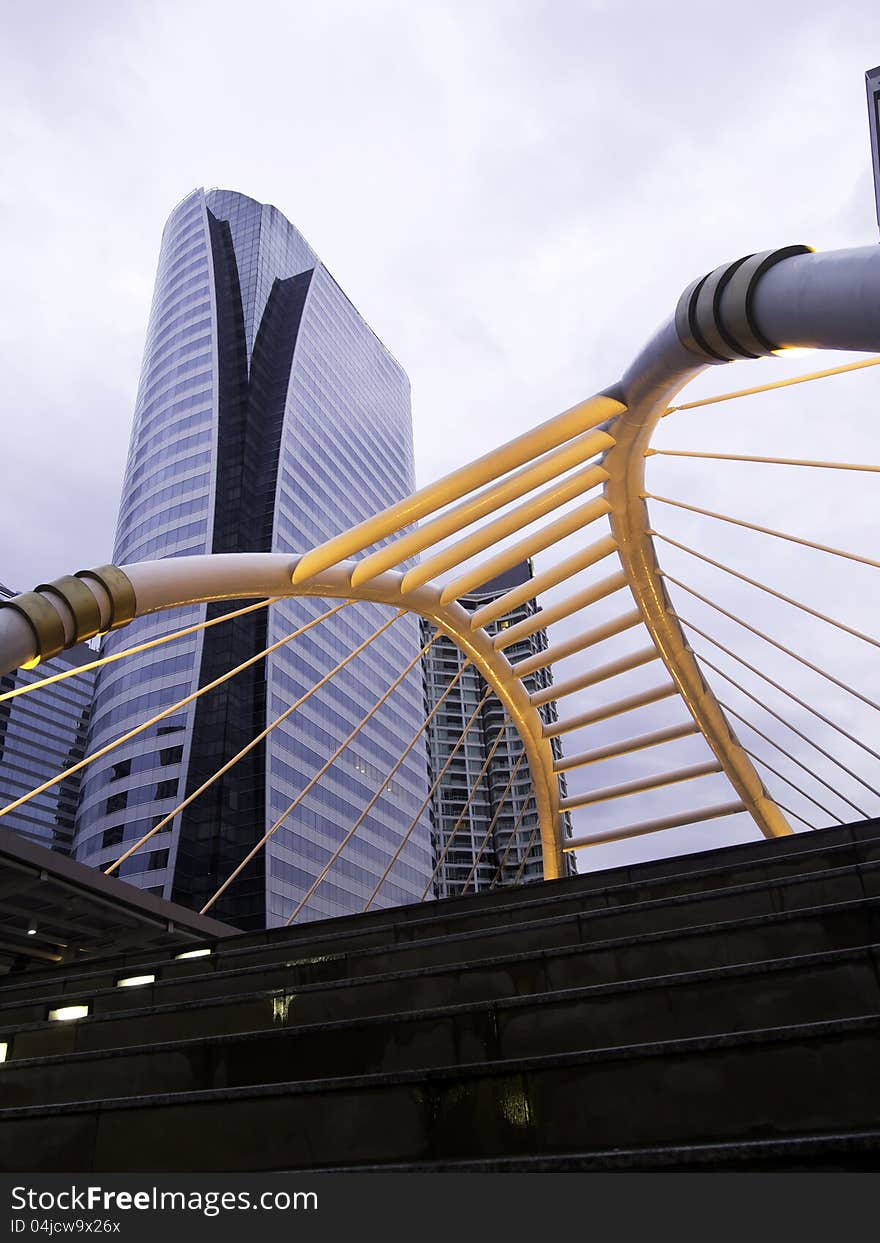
2 0 879 870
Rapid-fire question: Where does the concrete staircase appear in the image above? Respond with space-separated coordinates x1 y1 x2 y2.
2 819 880 1171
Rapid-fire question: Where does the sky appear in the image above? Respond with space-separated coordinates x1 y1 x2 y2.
2 0 879 871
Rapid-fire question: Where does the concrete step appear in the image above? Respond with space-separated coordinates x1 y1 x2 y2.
1 944 878 1107
4 849 879 1031
311 1129 880 1171
6 819 879 1006
5 893 880 1058
1 1014 879 1171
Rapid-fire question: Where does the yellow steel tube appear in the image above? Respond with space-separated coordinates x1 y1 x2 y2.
400 462 608 594
294 397 622 585
440 497 611 604
493 571 628 651
470 536 618 630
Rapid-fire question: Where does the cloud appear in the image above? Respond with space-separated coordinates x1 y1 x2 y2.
2 0 879 870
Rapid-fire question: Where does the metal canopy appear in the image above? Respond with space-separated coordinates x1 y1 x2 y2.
0 825 236 972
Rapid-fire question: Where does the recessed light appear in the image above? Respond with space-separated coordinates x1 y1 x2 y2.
116 973 156 988
48 1005 89 1022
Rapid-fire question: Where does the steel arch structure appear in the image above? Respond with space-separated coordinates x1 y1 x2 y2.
2 242 880 884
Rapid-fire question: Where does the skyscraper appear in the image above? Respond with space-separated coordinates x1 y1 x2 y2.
0 584 95 854
421 561 574 897
72 189 432 928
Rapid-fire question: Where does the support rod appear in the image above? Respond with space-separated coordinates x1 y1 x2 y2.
560 759 722 811
554 721 699 772
399 462 608 594
543 682 678 739
493 571 628 651
564 801 746 850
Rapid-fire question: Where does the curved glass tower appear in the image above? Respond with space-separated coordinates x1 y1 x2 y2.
73 189 432 928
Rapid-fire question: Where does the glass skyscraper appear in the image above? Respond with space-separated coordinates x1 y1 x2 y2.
72 189 432 929
421 561 574 896
0 584 96 854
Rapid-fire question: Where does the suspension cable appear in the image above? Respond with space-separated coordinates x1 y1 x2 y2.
718 698 860 820
459 750 527 895
771 798 816 831
488 788 535 889
286 648 469 925
662 355 880 416
651 531 880 651
647 494 880 571
648 449 880 473
0 601 349 821
107 610 422 877
740 745 841 826
200 611 405 914
698 651 878 807
363 687 493 911
680 614 880 770
420 714 512 901
512 822 541 885
0 597 277 704
664 574 880 714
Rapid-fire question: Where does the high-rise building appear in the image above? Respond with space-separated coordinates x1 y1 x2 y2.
421 561 574 897
0 583 95 854
72 189 432 928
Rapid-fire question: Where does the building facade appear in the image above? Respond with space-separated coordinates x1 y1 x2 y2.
421 562 574 897
72 189 432 928
0 584 95 854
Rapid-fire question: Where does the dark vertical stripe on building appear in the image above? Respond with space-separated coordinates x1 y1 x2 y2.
173 214 313 928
